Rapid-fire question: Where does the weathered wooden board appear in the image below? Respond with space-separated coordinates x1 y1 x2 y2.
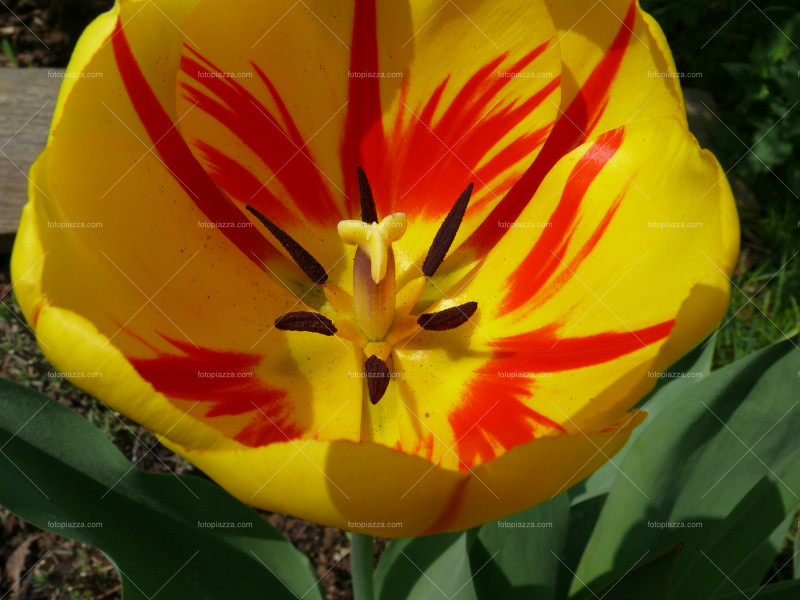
0 69 62 252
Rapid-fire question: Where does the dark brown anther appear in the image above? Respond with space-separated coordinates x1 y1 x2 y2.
365 354 391 404
417 301 478 331
246 205 328 284
357 167 379 224
421 183 473 277
275 312 337 336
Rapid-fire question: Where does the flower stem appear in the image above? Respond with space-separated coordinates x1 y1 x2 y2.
350 532 375 600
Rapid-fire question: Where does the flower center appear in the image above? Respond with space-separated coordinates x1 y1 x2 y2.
338 213 407 340
247 168 478 405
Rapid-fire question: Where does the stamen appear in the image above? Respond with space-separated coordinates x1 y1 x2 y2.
417 301 478 331
275 311 337 336
357 167 378 224
365 354 391 404
246 205 328 284
421 183 473 277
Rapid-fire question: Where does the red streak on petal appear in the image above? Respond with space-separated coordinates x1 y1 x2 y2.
400 434 436 462
32 303 43 328
234 416 302 447
449 390 564 471
341 0 383 218
464 0 637 255
449 318 673 469
494 320 674 368
192 140 298 226
601 419 628 434
500 126 626 315
129 337 301 447
179 49 341 226
111 20 281 267
361 44 557 221
528 188 626 311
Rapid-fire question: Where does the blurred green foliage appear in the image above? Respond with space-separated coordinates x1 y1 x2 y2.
642 0 800 366
644 1 799 196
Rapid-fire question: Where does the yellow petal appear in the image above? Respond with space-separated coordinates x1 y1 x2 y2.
164 436 466 538
52 0 200 142
175 0 353 242
453 0 688 263
164 409 644 537
547 0 686 138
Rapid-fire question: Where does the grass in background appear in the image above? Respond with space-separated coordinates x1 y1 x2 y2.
2 38 17 67
641 0 800 367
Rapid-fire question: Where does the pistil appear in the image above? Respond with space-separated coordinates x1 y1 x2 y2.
338 214 407 340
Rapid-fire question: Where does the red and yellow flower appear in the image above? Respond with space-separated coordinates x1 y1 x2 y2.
12 0 738 537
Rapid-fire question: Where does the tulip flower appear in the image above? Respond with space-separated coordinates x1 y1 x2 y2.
12 0 738 537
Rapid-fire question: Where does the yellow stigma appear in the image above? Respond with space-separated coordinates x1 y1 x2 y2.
338 213 408 283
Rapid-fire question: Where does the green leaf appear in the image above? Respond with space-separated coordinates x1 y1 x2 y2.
795 518 800 580
731 510 795 587
0 378 322 600
690 474 800 595
711 580 800 599
374 530 478 600
555 339 715 599
588 543 683 600
570 336 800 600
470 492 570 600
